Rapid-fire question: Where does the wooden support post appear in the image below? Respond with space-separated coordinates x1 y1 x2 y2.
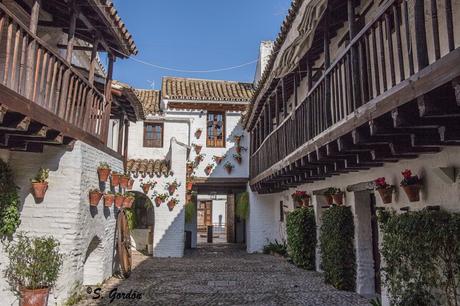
66 0 78 63
275 90 280 127
414 0 429 69
445 0 454 51
267 96 272 133
102 53 115 144
324 10 332 126
282 79 287 118
348 0 361 108
294 72 298 109
117 112 125 154
25 0 41 99
307 57 312 91
88 37 100 85
123 118 129 171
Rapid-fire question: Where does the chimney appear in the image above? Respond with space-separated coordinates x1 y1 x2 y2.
254 41 274 85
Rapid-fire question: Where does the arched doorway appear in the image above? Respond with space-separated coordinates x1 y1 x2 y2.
129 191 155 254
83 236 104 285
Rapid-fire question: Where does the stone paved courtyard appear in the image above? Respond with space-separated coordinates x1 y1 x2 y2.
78 244 370 306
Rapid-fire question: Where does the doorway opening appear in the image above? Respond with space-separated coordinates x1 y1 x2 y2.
197 194 227 244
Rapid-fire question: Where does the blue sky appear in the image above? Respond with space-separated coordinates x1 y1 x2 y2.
110 0 291 90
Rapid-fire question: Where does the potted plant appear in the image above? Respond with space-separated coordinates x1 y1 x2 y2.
4 233 63 306
127 178 134 190
167 198 179 211
224 161 234 174
400 169 422 202
195 128 202 139
120 174 130 189
97 162 111 182
31 167 49 200
234 134 244 145
153 193 168 207
186 161 196 175
111 172 121 187
325 187 343 205
213 155 226 165
235 146 247 154
374 177 394 204
166 179 181 195
140 180 156 194
204 164 214 176
103 192 115 207
195 153 205 165
114 192 124 208
89 188 103 206
291 191 311 207
192 143 202 154
123 193 135 209
233 153 242 164
186 177 194 191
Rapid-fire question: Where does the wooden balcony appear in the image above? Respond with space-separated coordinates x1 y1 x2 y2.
250 0 460 193
0 3 111 153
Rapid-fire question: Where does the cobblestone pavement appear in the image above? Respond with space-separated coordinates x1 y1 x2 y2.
78 244 370 306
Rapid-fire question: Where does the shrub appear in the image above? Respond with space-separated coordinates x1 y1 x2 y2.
235 192 249 220
378 209 460 306
320 206 355 291
286 207 316 270
185 203 196 223
263 239 287 257
0 160 20 237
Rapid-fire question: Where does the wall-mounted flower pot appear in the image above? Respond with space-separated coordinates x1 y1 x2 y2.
123 197 134 209
127 179 134 190
167 200 176 211
142 184 151 194
168 185 177 195
234 157 242 164
325 195 333 205
332 193 344 205
21 287 49 306
97 168 111 182
225 167 232 174
377 188 393 204
155 197 163 207
89 190 103 206
32 182 48 200
214 156 224 165
194 145 202 154
235 146 242 154
186 182 193 191
114 195 124 208
402 185 421 202
103 194 114 207
111 173 121 187
234 135 242 145
120 176 130 189
195 156 203 164
205 166 212 176
195 129 202 139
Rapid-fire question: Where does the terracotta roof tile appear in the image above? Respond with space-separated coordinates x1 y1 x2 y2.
134 90 161 115
162 77 254 102
127 159 171 176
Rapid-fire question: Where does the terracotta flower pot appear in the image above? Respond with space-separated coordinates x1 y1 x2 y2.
195 156 202 164
402 185 421 202
325 195 334 205
234 136 242 145
127 179 134 190
236 146 242 154
235 157 242 164
123 197 134 209
167 200 176 211
194 145 202 154
205 166 212 176
377 188 393 204
114 195 124 208
155 197 163 207
225 167 232 174
97 168 111 182
332 193 344 205
111 173 121 187
168 185 177 195
214 157 223 165
21 287 49 306
142 184 151 194
120 176 129 189
195 130 202 139
89 191 102 206
186 182 193 191
103 194 114 207
32 182 48 200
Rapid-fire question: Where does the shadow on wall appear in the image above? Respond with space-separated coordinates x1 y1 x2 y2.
153 204 185 257
83 236 104 286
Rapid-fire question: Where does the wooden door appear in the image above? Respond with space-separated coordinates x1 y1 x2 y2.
197 201 212 231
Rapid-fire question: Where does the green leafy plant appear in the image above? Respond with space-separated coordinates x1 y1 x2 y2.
319 206 355 291
185 203 196 223
0 160 20 237
31 167 49 183
263 239 287 257
286 207 317 270
235 192 249 220
378 209 460 306
4 232 63 296
125 208 136 230
324 187 341 195
97 162 110 169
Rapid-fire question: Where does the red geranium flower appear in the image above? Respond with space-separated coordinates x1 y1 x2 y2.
402 169 412 179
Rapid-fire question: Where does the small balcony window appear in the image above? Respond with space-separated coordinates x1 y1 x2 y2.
143 122 163 148
207 111 225 147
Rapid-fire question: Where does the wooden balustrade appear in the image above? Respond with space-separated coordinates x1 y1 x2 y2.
250 0 457 179
0 3 109 143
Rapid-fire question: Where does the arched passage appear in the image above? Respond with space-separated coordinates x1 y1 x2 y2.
129 191 155 254
83 236 104 285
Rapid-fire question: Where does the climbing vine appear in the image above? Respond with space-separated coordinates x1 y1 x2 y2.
319 206 355 291
378 209 460 306
286 207 316 270
0 160 20 237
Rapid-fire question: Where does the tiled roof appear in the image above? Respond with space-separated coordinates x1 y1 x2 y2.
134 90 161 115
162 77 254 102
127 159 171 176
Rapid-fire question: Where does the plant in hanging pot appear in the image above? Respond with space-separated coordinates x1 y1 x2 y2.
119 173 130 189
97 162 111 182
325 187 343 205
233 153 242 164
140 180 156 194
166 179 181 195
291 191 311 207
235 146 247 154
153 192 168 207
186 161 196 175
400 169 422 202
123 192 135 209
186 176 195 191
192 143 203 154
167 198 179 211
194 128 202 139
212 154 226 165
195 153 205 165
224 161 234 174
31 168 49 201
89 188 103 206
204 164 214 176
233 134 244 145
127 178 134 190
111 172 122 187
114 192 124 209
374 177 394 204
4 232 63 306
103 191 115 207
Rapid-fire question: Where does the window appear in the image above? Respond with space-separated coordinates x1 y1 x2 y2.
206 111 225 147
143 122 163 147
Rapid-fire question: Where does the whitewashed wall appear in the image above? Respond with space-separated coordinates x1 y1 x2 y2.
0 142 123 305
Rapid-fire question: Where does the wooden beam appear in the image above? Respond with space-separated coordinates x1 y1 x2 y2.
66 0 78 63
88 37 100 85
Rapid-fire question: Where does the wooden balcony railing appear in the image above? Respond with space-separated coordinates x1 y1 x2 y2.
0 3 109 143
250 0 457 179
